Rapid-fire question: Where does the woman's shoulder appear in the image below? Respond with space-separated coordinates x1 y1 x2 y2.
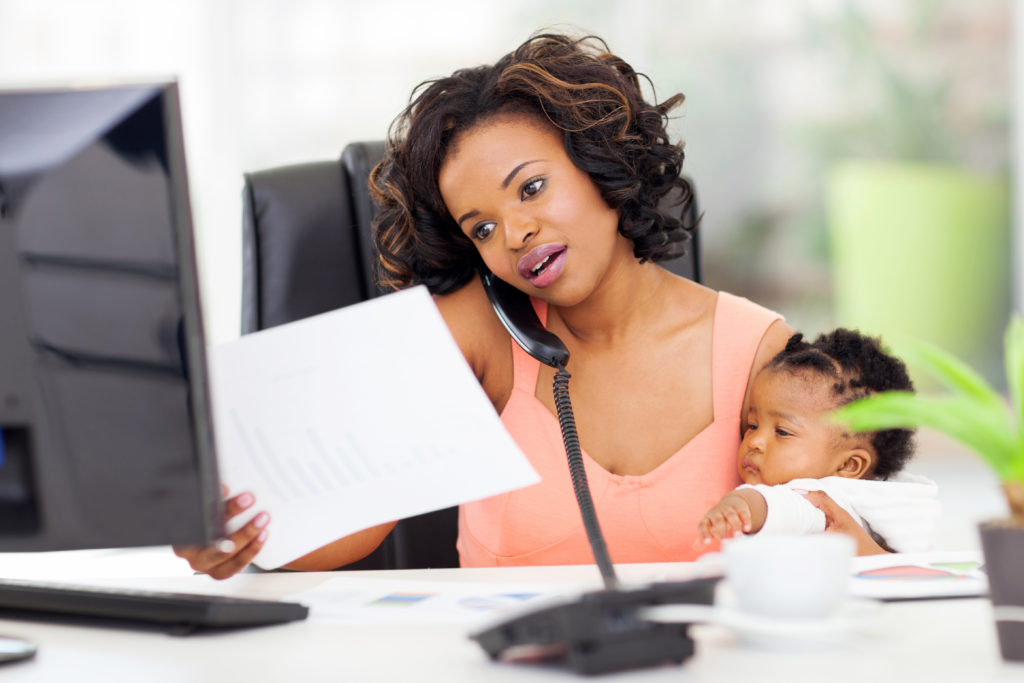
715 289 783 322
432 274 514 410
432 273 503 337
659 273 789 336
702 284 793 403
658 274 775 327
663 276 793 410
658 272 717 322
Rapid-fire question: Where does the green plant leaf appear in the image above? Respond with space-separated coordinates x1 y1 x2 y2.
832 392 1021 481
896 338 1005 412
1005 315 1024 431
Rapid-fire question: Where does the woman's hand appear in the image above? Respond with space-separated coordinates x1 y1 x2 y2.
173 487 270 580
801 490 889 555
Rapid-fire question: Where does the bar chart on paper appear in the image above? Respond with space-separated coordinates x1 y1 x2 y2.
223 413 473 504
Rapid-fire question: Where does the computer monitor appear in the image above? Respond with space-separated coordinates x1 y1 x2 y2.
0 82 222 551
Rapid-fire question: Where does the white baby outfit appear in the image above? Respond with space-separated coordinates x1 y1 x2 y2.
739 473 940 552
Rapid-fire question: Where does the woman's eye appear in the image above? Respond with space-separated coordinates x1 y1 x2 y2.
471 221 496 241
521 177 545 199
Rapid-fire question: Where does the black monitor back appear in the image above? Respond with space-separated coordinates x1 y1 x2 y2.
0 83 221 551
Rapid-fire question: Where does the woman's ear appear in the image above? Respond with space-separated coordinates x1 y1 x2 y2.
835 448 873 479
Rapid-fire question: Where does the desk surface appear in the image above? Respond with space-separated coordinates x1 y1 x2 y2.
0 561 1019 683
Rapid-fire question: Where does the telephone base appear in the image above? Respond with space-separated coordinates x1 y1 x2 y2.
469 576 719 676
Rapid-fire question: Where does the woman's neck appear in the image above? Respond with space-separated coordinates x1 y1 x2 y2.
550 257 672 349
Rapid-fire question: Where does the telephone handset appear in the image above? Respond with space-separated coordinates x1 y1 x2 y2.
478 268 569 369
478 264 613 584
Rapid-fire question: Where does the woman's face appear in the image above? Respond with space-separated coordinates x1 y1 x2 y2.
438 112 628 305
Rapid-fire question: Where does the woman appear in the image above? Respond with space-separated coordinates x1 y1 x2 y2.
177 32 873 579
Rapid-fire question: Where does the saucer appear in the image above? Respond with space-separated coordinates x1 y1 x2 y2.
714 599 883 650
641 599 883 651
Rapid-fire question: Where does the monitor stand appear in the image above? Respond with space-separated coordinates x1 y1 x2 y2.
0 635 37 664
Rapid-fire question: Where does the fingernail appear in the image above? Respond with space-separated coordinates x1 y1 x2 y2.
217 539 236 554
257 529 268 543
237 492 255 508
253 512 270 529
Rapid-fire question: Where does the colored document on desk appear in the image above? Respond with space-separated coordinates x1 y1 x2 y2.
208 286 540 569
285 576 584 625
848 550 988 601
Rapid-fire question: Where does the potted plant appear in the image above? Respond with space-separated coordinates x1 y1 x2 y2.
808 2 1011 385
832 316 1024 662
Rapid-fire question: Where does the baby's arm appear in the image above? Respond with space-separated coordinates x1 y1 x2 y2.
697 488 769 543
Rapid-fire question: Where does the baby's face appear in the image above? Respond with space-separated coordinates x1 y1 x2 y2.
738 368 853 486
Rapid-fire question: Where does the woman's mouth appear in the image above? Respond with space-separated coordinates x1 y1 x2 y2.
517 244 567 288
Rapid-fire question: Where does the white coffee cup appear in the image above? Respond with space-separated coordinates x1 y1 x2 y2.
722 533 855 619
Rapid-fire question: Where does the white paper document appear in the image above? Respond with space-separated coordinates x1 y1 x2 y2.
208 286 539 569
848 550 987 600
284 577 584 625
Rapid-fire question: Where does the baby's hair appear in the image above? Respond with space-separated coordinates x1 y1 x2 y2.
767 329 915 480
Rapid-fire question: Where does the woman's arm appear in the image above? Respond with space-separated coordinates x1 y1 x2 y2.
802 490 890 555
282 521 397 570
174 490 399 577
432 274 515 413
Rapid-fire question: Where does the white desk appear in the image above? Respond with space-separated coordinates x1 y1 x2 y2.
0 561 1019 683
0 443 1016 681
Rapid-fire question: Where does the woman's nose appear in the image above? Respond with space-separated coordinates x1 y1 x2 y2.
504 210 537 249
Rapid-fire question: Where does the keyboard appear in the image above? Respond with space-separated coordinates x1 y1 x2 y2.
0 579 308 634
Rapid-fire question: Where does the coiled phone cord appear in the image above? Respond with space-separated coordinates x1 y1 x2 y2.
553 367 619 590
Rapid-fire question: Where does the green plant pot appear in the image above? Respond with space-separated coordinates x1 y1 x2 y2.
979 522 1024 662
827 161 1010 386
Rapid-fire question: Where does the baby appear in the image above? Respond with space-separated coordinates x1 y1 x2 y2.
698 329 940 553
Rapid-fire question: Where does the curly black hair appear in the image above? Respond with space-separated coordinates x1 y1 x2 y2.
768 329 916 480
370 31 695 294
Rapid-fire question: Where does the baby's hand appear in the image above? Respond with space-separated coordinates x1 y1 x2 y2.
695 488 769 549
697 491 755 545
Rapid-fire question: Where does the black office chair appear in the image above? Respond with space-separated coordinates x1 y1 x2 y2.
239 141 702 569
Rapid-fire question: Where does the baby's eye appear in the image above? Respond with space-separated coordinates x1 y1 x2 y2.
521 177 545 199
745 421 757 433
775 427 791 437
471 221 497 241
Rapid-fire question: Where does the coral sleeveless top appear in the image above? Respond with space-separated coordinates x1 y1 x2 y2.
457 292 782 567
